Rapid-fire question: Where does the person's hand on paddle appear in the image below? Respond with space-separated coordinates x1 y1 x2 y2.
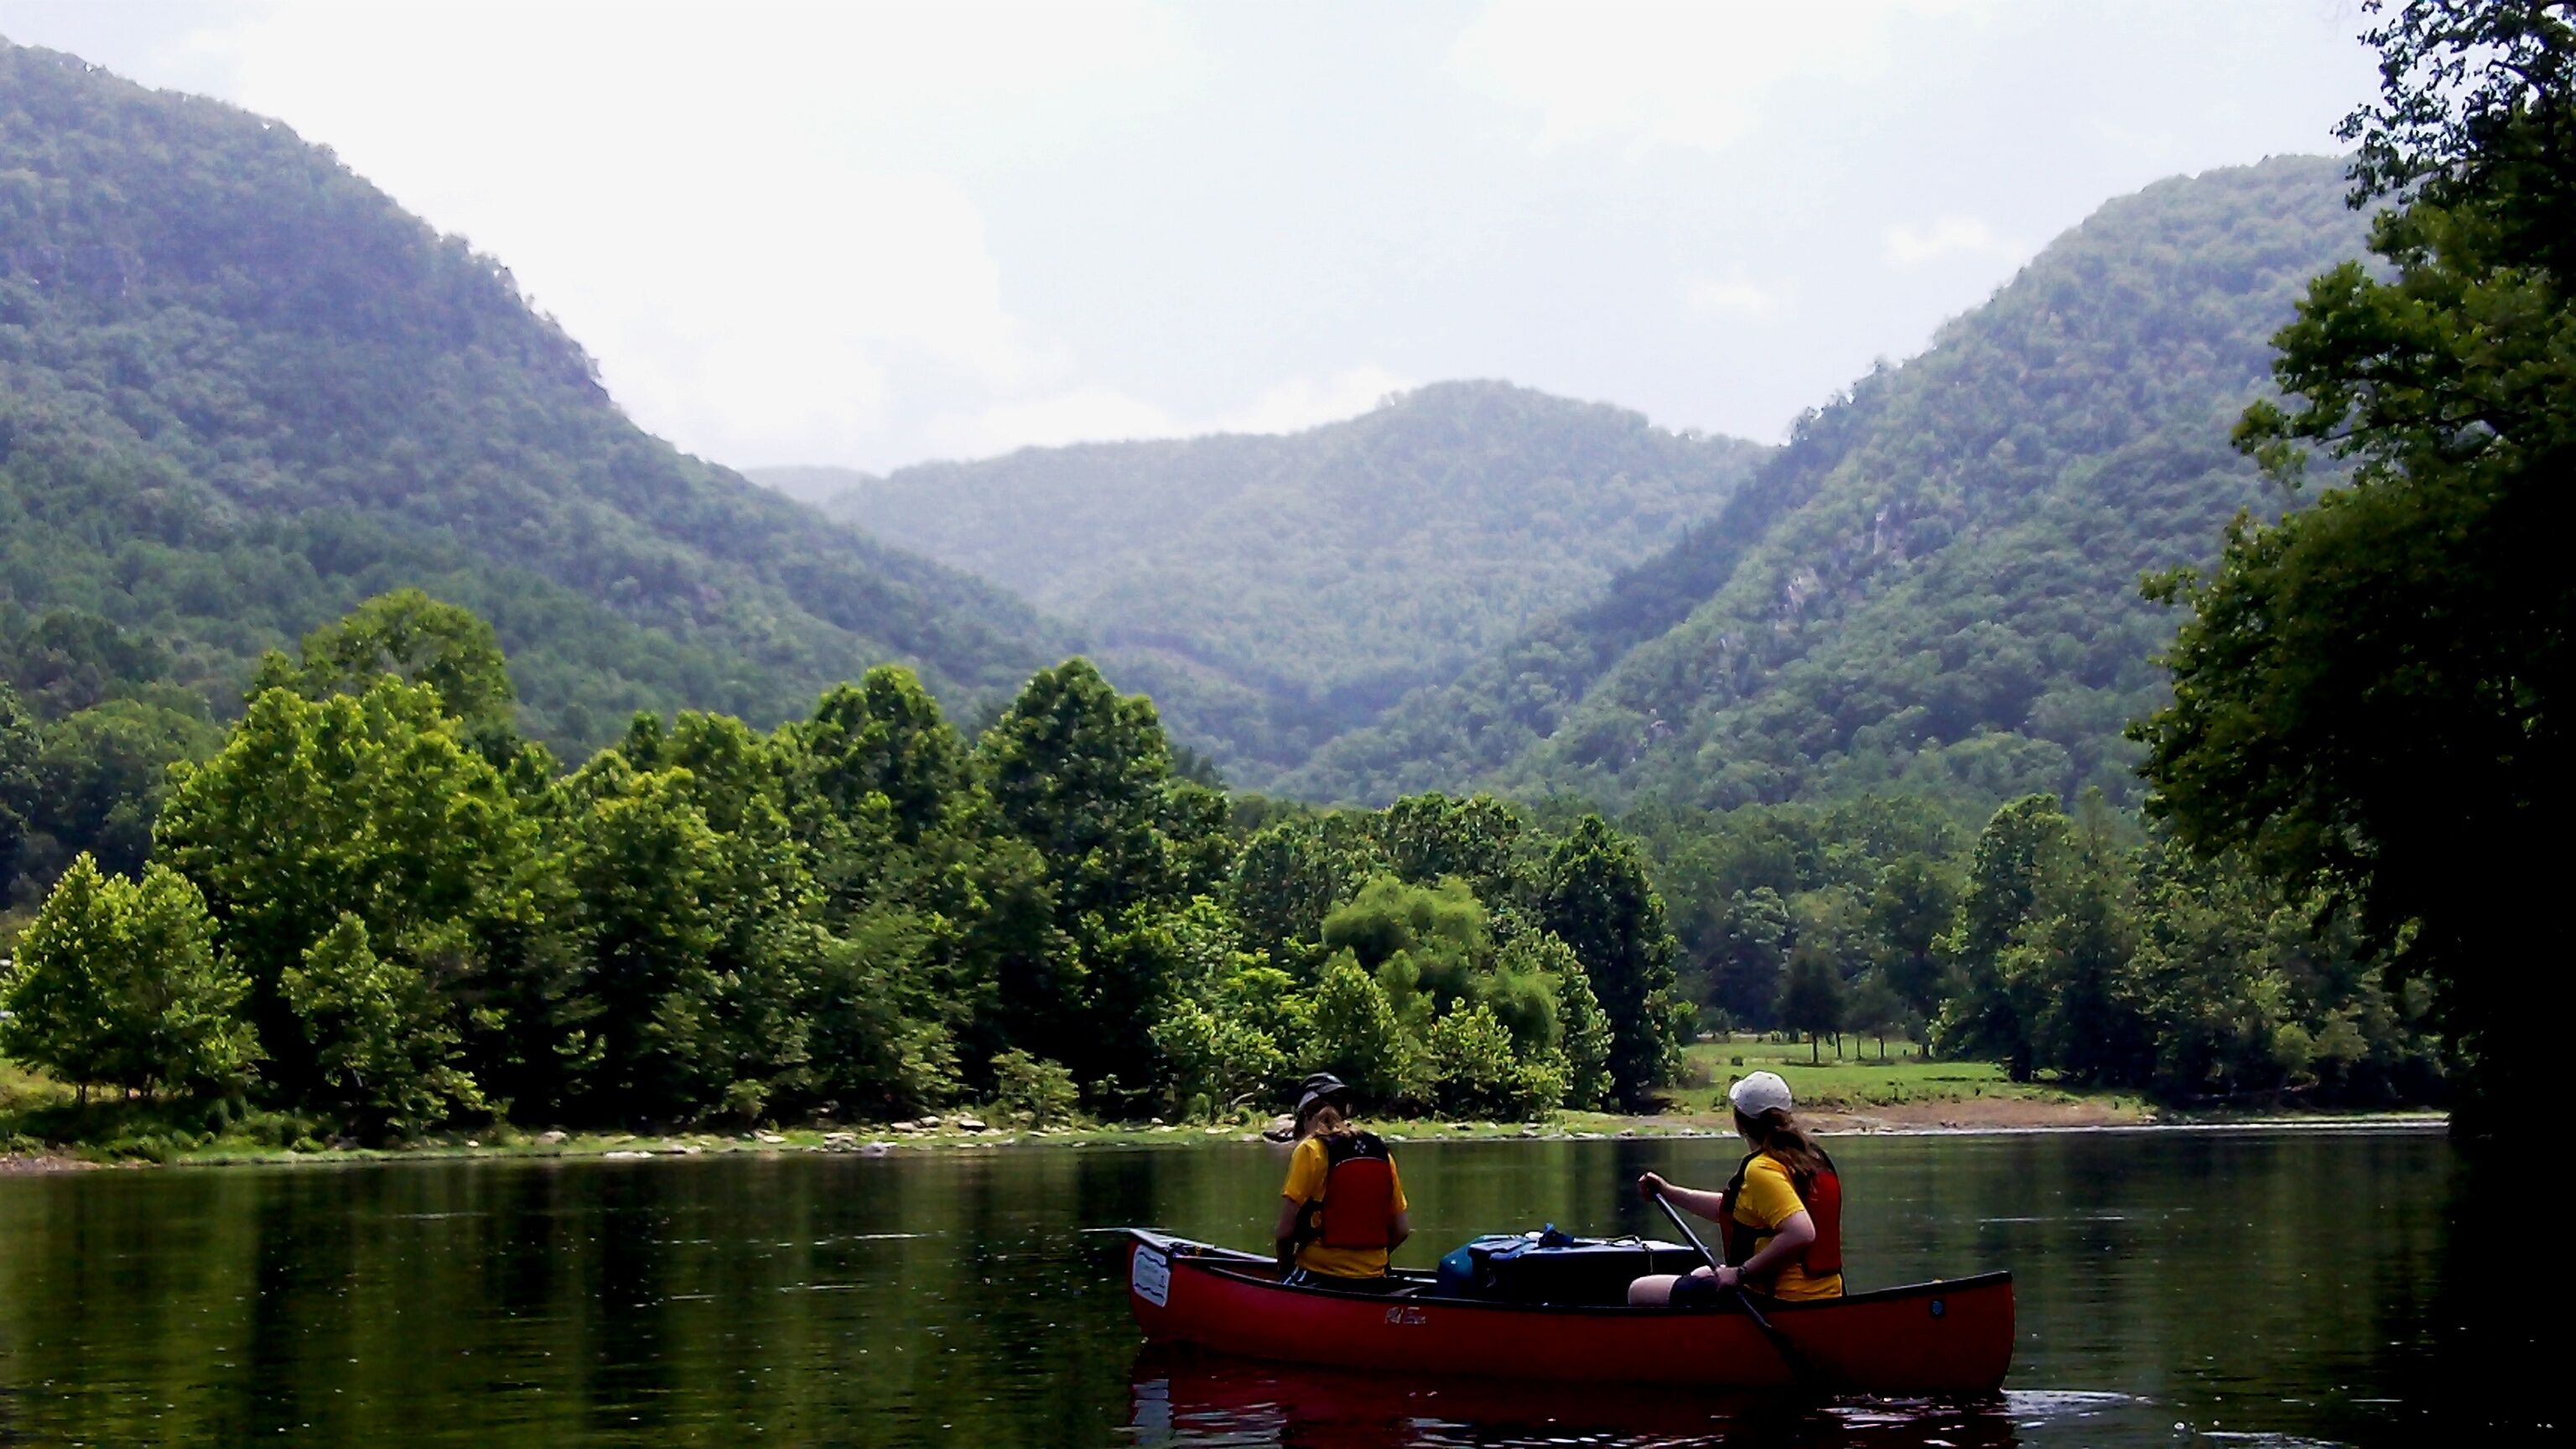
1636 1171 1670 1200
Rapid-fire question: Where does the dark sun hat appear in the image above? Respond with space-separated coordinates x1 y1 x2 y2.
1294 1072 1353 1123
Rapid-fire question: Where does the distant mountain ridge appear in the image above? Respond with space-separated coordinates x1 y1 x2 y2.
769 382 1768 782
1287 155 2373 812
0 34 2377 821
0 39 1058 750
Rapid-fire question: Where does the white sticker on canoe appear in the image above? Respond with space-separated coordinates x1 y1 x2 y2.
1132 1246 1171 1307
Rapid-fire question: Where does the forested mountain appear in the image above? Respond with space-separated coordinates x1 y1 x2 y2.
776 384 1768 781
1290 156 2373 812
0 40 1057 755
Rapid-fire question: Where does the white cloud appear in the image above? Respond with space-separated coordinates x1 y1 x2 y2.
923 365 1409 460
1685 273 1789 321
925 387 1183 459
167 0 1197 468
0 0 2381 472
1452 0 1992 158
1218 366 1410 435
1880 215 2018 270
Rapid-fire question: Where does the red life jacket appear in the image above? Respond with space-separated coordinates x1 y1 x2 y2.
1722 1147 1842 1280
1299 1130 1398 1249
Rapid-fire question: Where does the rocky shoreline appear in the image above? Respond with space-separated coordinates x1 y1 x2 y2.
0 1098 2449 1175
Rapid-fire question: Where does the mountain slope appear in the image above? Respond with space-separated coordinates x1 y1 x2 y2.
0 40 1057 750
1290 155 2371 810
782 383 1768 779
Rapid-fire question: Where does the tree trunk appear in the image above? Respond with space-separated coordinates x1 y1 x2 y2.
1810 1033 1820 1064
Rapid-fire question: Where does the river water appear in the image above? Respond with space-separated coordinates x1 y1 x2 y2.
0 1124 2536 1446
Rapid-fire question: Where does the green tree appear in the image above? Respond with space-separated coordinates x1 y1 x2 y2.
2138 0 2576 1134
807 911 959 1119
1539 815 1684 1104
283 914 483 1138
624 711 824 1117
1 855 259 1101
1226 813 1383 953
30 701 221 880
1710 886 1792 1026
2124 849 2283 1098
1509 932 1615 1110
1080 898 1262 1109
1866 854 1958 1021
1935 795 2072 1078
1218 965 1315 1065
2000 823 2145 1086
976 658 1192 927
0 682 35 894
1148 996 1287 1121
153 678 546 1104
1776 945 1845 1064
791 667 975 845
1374 793 1534 911
1321 875 1489 1010
973 658 1237 1081
1307 953 1413 1104
1 854 118 1096
252 589 521 754
987 1048 1083 1126
775 670 1059 1090
558 754 743 1121
1426 1003 1562 1119
1842 971 1909 1060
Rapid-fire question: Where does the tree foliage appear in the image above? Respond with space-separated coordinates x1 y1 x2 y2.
1540 816 1685 1104
2137 0 2575 1135
803 383 1768 783
2 854 258 1099
1292 158 2374 815
283 914 482 1139
0 37 1057 783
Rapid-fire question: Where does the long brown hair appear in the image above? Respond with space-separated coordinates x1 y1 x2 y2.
1733 1106 1830 1191
1300 1103 1352 1142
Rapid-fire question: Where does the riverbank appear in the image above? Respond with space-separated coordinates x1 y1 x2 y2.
4 1101 2445 1173
3 1039 2441 1171
6 1108 2449 1174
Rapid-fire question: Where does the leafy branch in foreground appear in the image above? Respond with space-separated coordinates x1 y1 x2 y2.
2138 0 2575 1136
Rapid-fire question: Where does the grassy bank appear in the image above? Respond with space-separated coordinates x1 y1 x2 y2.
5 1044 2437 1172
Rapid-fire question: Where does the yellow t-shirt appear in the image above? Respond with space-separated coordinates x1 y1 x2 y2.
1281 1133 1409 1277
1730 1153 1843 1302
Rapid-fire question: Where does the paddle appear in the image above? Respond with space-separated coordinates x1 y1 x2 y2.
1648 1187 1819 1390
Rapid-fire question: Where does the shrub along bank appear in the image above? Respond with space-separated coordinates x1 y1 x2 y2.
2 595 2438 1163
0 595 1691 1156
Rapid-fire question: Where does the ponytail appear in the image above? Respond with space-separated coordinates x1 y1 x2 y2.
1300 1103 1351 1142
1732 1106 1830 1191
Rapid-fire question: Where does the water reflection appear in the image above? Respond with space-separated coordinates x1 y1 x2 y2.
1124 1346 2030 1447
0 1124 2507 1447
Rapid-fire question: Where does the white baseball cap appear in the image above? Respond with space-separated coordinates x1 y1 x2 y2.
1727 1071 1794 1116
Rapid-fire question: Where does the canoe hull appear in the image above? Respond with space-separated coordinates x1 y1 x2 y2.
1124 1231 2012 1395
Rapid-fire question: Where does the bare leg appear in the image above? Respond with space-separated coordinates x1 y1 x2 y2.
1628 1274 1681 1306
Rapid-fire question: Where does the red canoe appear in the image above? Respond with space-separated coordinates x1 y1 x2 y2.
1124 1230 2013 1395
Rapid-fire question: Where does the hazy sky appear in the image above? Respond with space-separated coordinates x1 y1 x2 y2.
1 1 2381 474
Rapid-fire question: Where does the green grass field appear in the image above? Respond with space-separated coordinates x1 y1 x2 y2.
1678 1037 2102 1114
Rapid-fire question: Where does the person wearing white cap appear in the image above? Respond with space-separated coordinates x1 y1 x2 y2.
1625 1070 1846 1305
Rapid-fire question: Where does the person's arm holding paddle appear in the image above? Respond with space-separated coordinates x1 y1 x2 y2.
1273 1194 1304 1275
1635 1170 1727 1224
1704 1209 1814 1293
1627 1072 1846 1308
